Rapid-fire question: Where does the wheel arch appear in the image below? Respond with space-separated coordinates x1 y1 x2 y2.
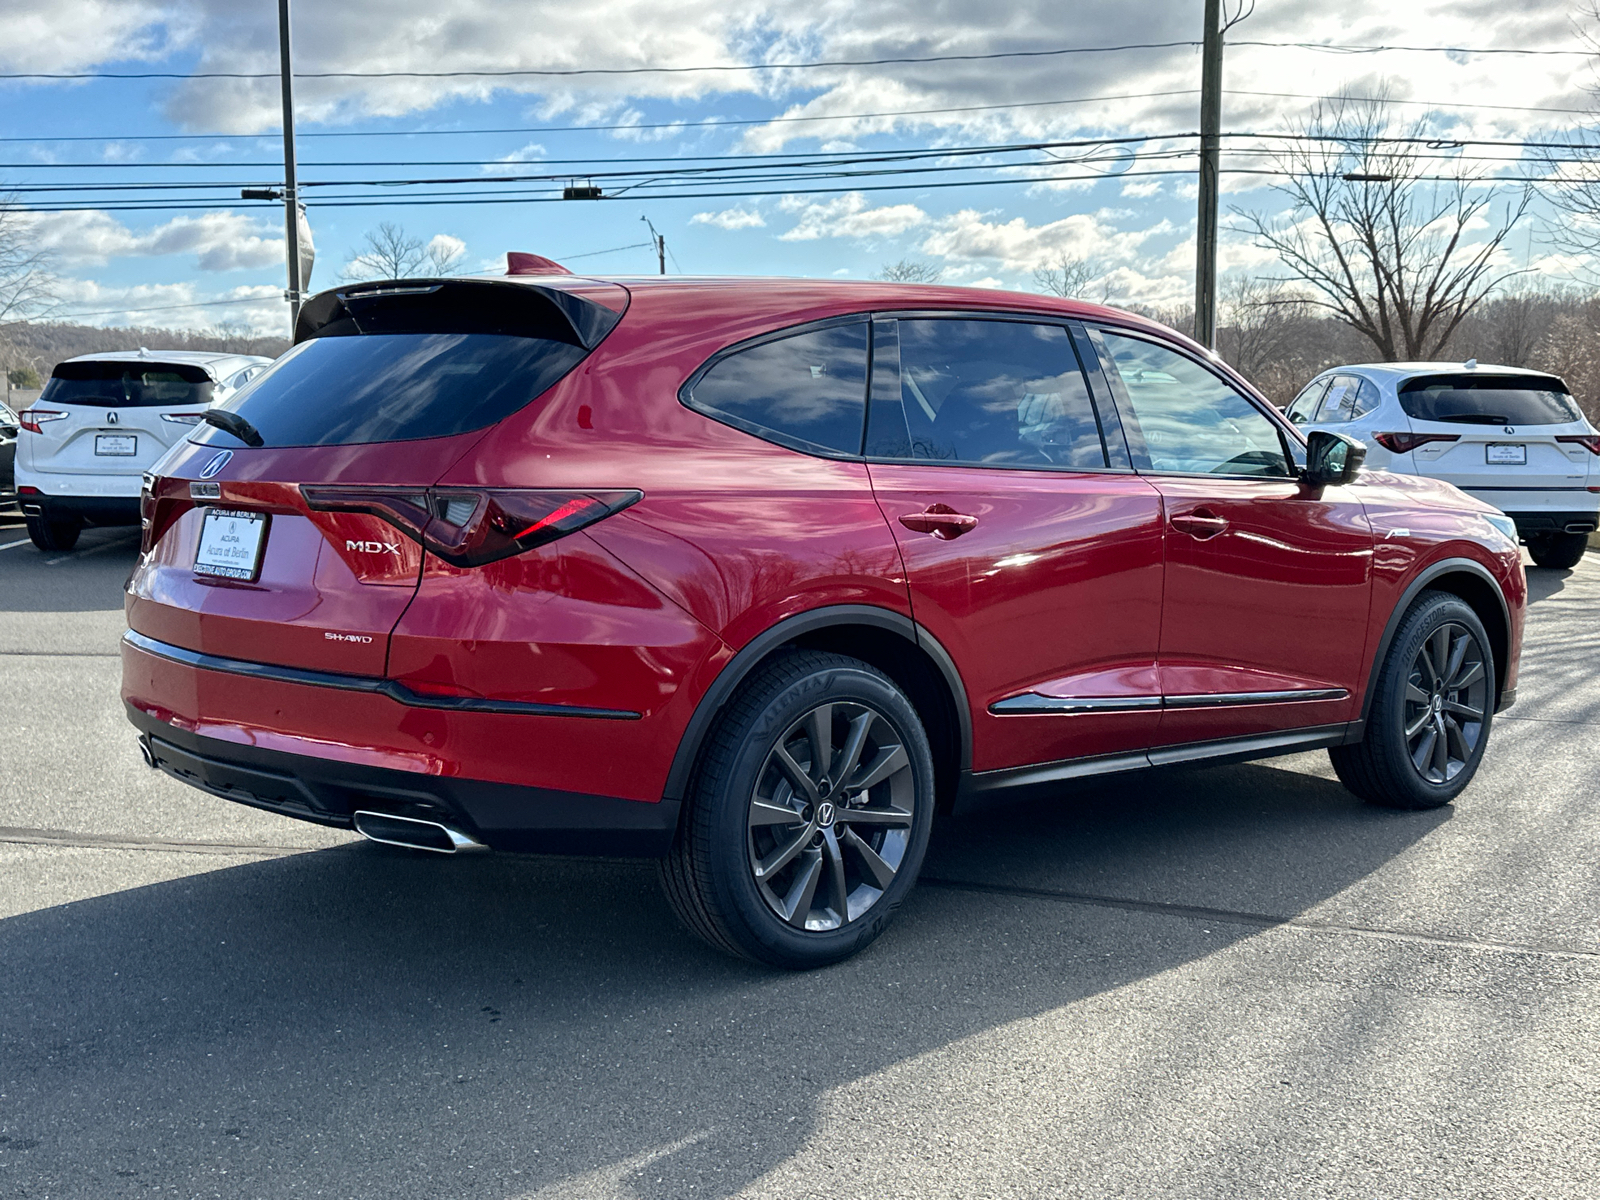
663 605 971 816
1360 556 1512 726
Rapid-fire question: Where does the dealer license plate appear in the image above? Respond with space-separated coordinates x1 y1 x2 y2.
194 508 268 581
1486 443 1526 465
95 434 137 456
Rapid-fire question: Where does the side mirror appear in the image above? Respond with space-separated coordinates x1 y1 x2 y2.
1303 430 1366 488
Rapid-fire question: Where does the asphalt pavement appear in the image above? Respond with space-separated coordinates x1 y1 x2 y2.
1 518 1597 1198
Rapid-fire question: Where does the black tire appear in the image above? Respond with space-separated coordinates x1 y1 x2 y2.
25 511 81 552
1527 531 1588 570
1329 591 1495 810
660 650 936 968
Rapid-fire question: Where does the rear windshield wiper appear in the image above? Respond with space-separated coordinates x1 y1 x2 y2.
202 409 265 447
1432 413 1510 425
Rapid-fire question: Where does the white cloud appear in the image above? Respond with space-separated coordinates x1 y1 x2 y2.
777 193 928 241
24 210 284 271
0 0 190 73
1121 180 1164 199
49 279 285 334
917 208 1166 273
691 207 766 230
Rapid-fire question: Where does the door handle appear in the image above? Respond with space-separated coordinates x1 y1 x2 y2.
1170 510 1229 540
899 504 979 540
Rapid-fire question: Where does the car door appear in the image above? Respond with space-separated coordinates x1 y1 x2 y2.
865 315 1166 776
1087 327 1374 750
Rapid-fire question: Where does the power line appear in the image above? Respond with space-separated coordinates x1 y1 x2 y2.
0 41 1203 81
0 89 1205 145
3 39 1590 84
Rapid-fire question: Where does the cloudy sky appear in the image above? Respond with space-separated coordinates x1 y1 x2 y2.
2 0 1596 336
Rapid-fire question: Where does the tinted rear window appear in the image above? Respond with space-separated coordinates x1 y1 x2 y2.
43 361 213 408
685 322 868 456
1399 374 1582 425
198 333 586 447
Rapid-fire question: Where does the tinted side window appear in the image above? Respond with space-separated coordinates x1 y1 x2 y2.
1285 378 1328 425
1098 331 1291 478
686 322 868 455
866 318 1106 469
1316 375 1380 423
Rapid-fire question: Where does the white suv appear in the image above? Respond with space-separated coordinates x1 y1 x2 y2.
1287 362 1600 569
15 349 272 551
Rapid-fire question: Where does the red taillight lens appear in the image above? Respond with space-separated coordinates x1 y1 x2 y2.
19 409 67 434
1372 431 1460 454
1557 434 1600 455
303 487 642 568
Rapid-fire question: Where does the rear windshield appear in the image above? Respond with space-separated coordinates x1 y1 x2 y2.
1399 374 1583 425
42 361 213 408
200 332 587 447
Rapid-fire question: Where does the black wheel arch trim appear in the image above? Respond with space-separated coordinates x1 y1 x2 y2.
662 604 971 804
1359 556 1514 725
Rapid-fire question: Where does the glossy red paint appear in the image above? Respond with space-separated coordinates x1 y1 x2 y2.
122 275 1527 850
869 463 1165 769
1151 476 1375 744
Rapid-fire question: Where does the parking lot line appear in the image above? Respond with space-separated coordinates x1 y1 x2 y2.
0 537 31 551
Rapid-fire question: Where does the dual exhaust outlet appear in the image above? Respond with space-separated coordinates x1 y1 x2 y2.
352 810 487 855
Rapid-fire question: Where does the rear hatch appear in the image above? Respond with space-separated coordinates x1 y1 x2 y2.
22 360 217 481
127 277 628 676
1398 372 1598 492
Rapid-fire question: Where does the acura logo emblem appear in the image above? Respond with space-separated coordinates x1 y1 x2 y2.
1503 425 1515 435
816 801 836 828
106 411 118 424
198 450 233 479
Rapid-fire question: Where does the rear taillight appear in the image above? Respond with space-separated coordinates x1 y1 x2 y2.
140 473 157 553
1372 432 1460 454
303 487 642 568
1556 434 1600 455
19 409 66 434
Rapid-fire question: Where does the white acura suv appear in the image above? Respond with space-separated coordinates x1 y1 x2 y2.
15 349 272 551
1287 362 1600 568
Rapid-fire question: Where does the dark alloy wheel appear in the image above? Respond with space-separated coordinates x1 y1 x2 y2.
660 650 935 968
1526 531 1588 570
25 511 81 552
1330 591 1496 810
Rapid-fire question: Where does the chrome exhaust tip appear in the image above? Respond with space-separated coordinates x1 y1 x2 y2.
352 810 488 855
138 737 155 769
1564 522 1596 534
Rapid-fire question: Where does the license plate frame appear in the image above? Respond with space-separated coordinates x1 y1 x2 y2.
193 507 269 582
95 434 137 456
1485 442 1527 465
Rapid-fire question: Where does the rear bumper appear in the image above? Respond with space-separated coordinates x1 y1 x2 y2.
128 705 681 856
19 491 141 525
1499 509 1600 537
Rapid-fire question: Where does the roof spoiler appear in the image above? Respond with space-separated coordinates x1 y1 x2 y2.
294 278 623 350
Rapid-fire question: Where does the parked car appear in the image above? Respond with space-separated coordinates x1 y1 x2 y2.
1286 362 1599 568
0 401 17 509
14 349 272 551
122 274 1526 968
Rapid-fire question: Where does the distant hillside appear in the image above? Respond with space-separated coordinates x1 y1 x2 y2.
1 322 290 375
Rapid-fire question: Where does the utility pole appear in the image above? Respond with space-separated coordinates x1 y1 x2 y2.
1193 0 1223 350
278 0 303 334
641 216 666 274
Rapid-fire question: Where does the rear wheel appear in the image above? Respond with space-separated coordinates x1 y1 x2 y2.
1526 531 1587 569
660 650 935 968
25 511 81 552
1329 592 1494 810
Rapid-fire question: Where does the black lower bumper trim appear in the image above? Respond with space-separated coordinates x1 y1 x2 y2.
128 705 680 856
27 493 140 525
1503 510 1599 536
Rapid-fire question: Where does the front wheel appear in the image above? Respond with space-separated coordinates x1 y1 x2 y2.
25 511 81 552
660 650 935 968
1329 591 1495 810
1527 531 1588 569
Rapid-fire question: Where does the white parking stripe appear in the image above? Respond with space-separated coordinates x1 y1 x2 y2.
0 537 31 551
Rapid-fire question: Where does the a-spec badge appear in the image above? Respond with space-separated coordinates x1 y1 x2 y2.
198 450 233 479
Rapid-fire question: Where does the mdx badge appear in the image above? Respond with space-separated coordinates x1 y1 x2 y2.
346 539 401 554
198 450 233 479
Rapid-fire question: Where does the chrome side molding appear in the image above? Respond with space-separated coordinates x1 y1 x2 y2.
991 687 1348 716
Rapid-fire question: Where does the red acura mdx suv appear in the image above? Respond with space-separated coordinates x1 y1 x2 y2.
123 268 1525 967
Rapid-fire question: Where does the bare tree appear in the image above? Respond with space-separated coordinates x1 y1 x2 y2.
1215 276 1319 388
425 234 466 275
342 222 429 282
873 258 944 283
0 198 56 329
1032 252 1110 301
1234 94 1532 361
206 318 272 357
